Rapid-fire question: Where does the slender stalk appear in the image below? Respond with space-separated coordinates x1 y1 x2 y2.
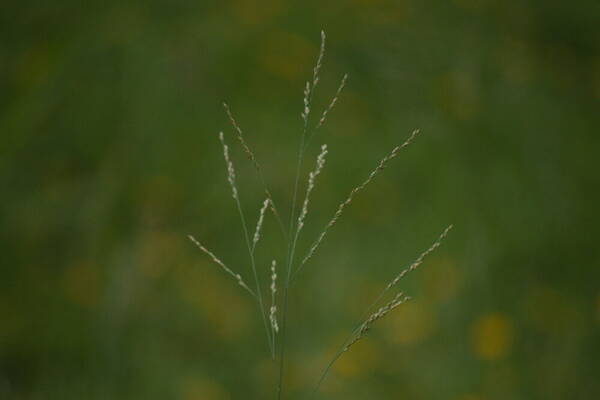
277 30 326 400
236 198 275 358
311 295 412 399
219 132 274 358
311 294 406 399
276 133 307 400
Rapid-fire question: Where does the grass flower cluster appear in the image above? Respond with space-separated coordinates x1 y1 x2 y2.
189 31 452 399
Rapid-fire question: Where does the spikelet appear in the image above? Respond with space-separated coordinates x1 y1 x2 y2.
301 30 327 123
313 30 326 87
299 130 420 271
386 224 453 291
218 132 238 200
188 235 255 297
253 198 270 251
269 260 279 333
223 103 259 171
343 292 411 353
302 81 311 123
315 74 348 130
297 144 328 233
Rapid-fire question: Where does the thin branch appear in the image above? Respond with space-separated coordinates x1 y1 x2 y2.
293 130 420 281
188 235 256 298
219 131 274 357
311 224 453 398
223 102 289 243
305 74 348 150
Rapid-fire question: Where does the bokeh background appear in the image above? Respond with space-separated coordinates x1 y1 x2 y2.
1 1 599 399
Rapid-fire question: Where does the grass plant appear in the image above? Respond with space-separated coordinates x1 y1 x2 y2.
189 31 452 399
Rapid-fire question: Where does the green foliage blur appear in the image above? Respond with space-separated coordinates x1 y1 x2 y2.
1 1 599 399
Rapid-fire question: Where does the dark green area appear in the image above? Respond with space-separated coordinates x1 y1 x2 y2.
1 1 599 399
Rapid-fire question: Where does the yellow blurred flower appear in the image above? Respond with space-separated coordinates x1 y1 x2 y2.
384 301 436 345
456 395 484 400
231 0 285 26
177 261 251 342
423 256 463 303
523 286 584 334
471 313 513 360
180 376 230 400
334 340 380 378
258 32 313 81
62 261 101 308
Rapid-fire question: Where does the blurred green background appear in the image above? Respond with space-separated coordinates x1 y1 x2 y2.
1 1 599 399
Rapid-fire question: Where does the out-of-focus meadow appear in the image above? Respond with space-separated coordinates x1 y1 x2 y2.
1 1 599 399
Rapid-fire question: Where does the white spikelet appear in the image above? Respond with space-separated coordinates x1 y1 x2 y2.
302 81 311 122
301 30 326 123
219 132 238 200
269 260 279 333
297 144 328 233
253 198 270 251
313 30 326 87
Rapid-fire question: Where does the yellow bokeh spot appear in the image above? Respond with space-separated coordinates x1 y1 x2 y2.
62 262 101 307
523 286 583 334
351 0 409 24
177 261 251 341
231 0 285 26
139 231 180 278
384 301 436 345
593 57 600 99
138 175 181 225
456 395 484 400
334 340 380 378
497 38 534 85
180 376 230 400
432 71 480 121
423 256 463 303
258 32 314 81
0 297 24 338
472 313 513 360
453 0 488 11
15 42 52 90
